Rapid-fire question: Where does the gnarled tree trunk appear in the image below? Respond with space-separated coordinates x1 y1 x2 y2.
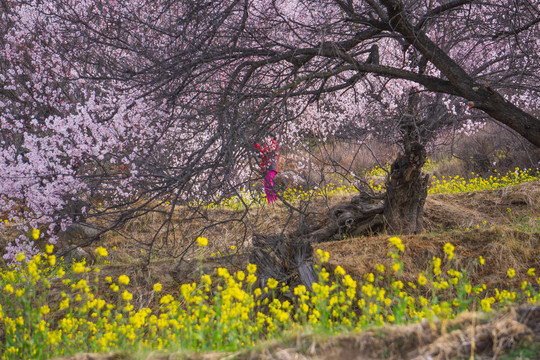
383 141 429 234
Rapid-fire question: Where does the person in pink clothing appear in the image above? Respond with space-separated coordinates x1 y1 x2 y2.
254 132 279 204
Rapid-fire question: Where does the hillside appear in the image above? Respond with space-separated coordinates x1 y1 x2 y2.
2 182 539 360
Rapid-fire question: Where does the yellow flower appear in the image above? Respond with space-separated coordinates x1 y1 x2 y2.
392 262 401 273
73 262 85 274
196 237 208 246
479 256 485 265
40 305 50 315
45 244 54 254
160 294 174 305
527 268 535 277
4 284 14 294
217 267 230 278
246 274 257 284
481 298 492 312
118 275 130 285
31 228 40 240
389 237 405 252
334 266 345 276
95 246 108 257
122 290 133 301
59 298 70 310
418 273 427 286
236 271 245 281
267 278 278 289
507 268 516 278
316 249 330 262
443 243 455 260
16 253 25 262
375 264 385 273
153 283 162 292
432 257 442 276
48 255 56 266
247 263 257 274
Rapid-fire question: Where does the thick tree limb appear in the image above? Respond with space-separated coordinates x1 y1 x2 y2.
379 0 540 147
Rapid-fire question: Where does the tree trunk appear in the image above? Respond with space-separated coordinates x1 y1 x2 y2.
383 141 429 234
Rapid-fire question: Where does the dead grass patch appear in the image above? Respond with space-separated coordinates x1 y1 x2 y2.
315 229 538 294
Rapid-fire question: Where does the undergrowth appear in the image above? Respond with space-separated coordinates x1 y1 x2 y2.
1 239 538 359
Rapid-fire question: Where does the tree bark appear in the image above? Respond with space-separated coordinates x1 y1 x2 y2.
383 141 429 234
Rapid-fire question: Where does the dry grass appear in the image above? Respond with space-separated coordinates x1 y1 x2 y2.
424 181 540 231
93 182 539 287
315 229 538 295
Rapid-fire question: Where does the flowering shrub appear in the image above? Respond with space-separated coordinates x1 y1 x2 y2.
1 240 538 359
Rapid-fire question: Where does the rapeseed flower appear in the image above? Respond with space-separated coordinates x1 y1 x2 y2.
118 275 130 285
507 269 516 278
443 243 455 260
122 290 133 301
334 266 346 276
247 263 257 274
73 262 85 274
160 294 174 304
197 237 208 246
389 237 405 252
95 246 108 257
267 278 278 289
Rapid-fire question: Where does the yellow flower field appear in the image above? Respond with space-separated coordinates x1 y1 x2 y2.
202 163 539 210
1 239 538 359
